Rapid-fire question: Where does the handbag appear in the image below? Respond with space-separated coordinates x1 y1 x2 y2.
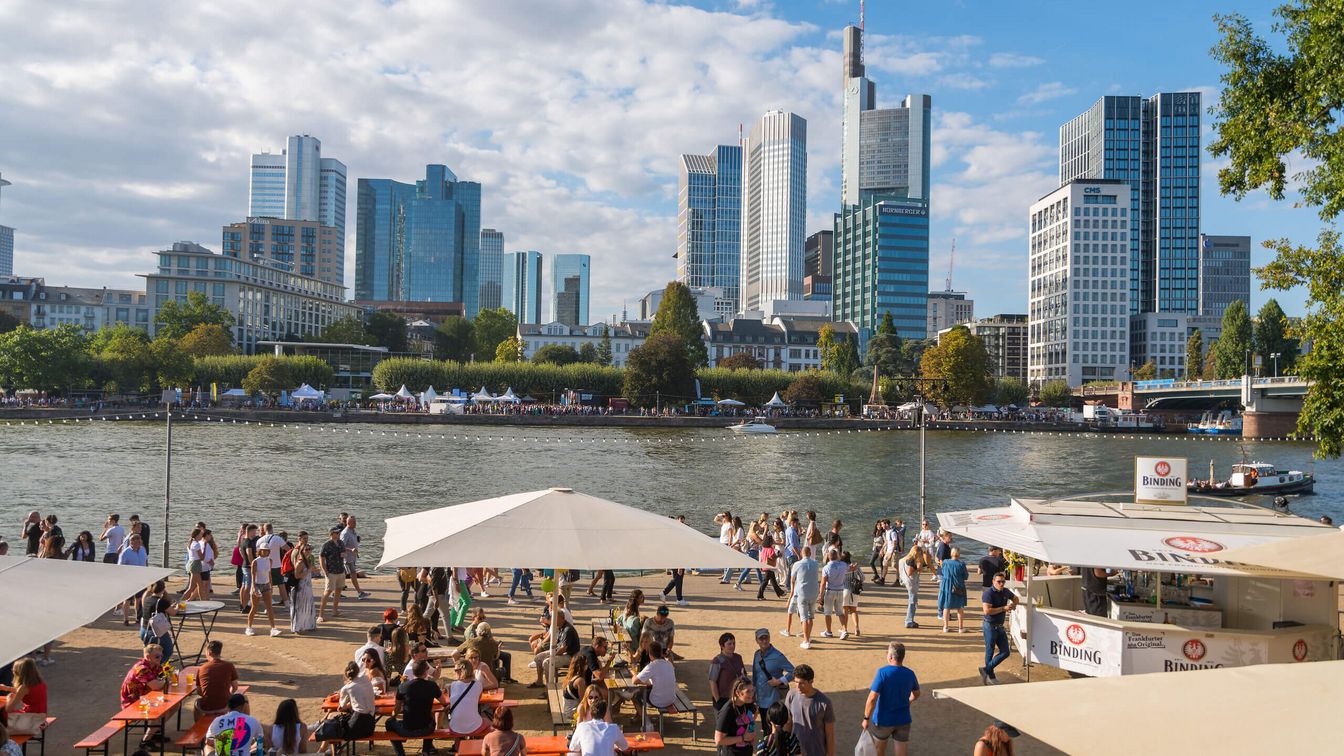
230 547 243 567
7 712 47 735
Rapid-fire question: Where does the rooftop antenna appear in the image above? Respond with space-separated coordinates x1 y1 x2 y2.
860 0 866 67
944 237 956 292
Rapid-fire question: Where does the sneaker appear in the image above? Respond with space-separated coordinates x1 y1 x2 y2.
905 622 920 629
316 616 326 623
527 661 538 669
480 592 490 598
356 591 370 599
734 585 744 592
977 667 990 686
779 629 790 637
942 628 951 633
659 592 670 602
987 675 1000 686
244 627 256 636
676 599 689 607
840 631 849 640
269 627 283 637
799 641 812 650
507 598 520 606
821 631 835 638
113 607 123 616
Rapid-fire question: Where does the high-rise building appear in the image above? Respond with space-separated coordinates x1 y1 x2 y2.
926 290 974 337
549 254 590 326
963 314 1028 381
1198 234 1251 322
840 25 931 207
804 230 833 301
676 145 742 312
832 196 930 340
479 228 504 311
740 110 806 313
355 164 482 315
502 251 542 325
1060 93 1202 316
0 171 13 277
1028 179 1132 386
222 217 343 286
248 135 347 286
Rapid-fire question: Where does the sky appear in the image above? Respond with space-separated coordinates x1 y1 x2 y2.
0 0 1318 324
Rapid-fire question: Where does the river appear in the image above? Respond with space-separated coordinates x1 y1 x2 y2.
2 420 1339 564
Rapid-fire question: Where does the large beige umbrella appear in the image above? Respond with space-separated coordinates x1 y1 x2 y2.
1 556 174 666
933 660 1342 755
1215 529 1344 580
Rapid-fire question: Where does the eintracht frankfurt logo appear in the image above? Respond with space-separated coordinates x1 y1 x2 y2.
1155 461 1171 476
1163 536 1224 553
1182 639 1207 661
1293 640 1308 662
1065 624 1086 645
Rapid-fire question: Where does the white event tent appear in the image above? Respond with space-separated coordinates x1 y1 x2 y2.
291 384 324 400
764 392 788 408
716 399 745 407
395 385 415 400
421 385 439 404
1 556 174 666
470 388 494 403
369 392 394 400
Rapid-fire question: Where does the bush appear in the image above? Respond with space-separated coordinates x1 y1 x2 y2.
699 367 862 405
372 358 625 399
194 355 265 388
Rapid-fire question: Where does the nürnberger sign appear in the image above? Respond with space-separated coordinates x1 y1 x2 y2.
1134 456 1188 504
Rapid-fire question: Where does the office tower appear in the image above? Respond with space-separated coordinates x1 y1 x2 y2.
841 24 931 207
502 251 542 325
549 254 590 326
1028 179 1132 386
222 217 343 285
248 135 347 286
0 171 12 277
740 110 806 312
355 164 482 315
927 291 974 337
803 230 833 303
1060 93 1202 316
479 228 504 310
676 145 742 312
832 196 930 340
1198 234 1251 322
248 153 286 218
967 315 1028 380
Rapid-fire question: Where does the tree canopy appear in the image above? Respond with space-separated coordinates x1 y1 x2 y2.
315 315 374 347
1037 379 1073 408
434 316 475 362
595 325 613 367
532 344 582 366
919 325 992 408
366 310 409 353
993 377 1029 407
154 292 233 340
1185 329 1204 380
1253 298 1297 375
495 336 525 362
178 323 234 357
0 324 92 393
622 332 696 407
1213 299 1252 379
648 281 707 367
717 352 762 371
473 308 517 362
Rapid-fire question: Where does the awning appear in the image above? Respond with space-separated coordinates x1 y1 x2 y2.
378 488 761 571
1 556 175 667
1215 529 1344 580
716 399 746 407
369 393 394 400
933 660 1343 755
290 383 323 400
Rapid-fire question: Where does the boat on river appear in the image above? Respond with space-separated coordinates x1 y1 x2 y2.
729 418 777 434
1187 461 1315 497
1186 410 1242 435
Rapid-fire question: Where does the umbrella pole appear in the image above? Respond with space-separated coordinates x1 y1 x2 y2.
1024 557 1033 681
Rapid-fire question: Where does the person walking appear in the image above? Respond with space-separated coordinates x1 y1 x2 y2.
842 552 863 636
755 535 785 601
783 546 819 649
897 546 925 629
938 547 970 633
784 664 834 756
659 567 687 607
861 642 920 756
868 521 887 582
507 567 534 605
750 628 794 734
340 516 370 600
245 543 281 636
978 546 1007 589
317 527 345 622
818 549 849 640
117 533 150 623
979 572 1017 685
289 531 317 634
715 511 735 583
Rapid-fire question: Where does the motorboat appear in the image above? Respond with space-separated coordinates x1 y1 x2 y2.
1186 409 1242 435
729 418 777 434
1187 461 1315 497
1087 405 1162 432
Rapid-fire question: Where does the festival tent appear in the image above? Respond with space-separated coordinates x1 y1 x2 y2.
470 388 494 403
421 385 439 404
496 387 521 404
222 388 248 397
716 399 746 407
1214 529 1344 580
395 385 415 400
0 556 174 667
369 392 395 400
932 659 1343 755
764 392 788 408
291 384 324 400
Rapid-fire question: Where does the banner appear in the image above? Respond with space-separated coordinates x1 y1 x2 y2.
1027 610 1124 677
1134 456 1188 504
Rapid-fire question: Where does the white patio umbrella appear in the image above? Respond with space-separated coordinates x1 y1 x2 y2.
716 399 746 407
1 556 174 666
369 392 395 400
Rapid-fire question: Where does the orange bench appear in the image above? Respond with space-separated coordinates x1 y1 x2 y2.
10 716 57 756
73 720 125 755
310 727 487 756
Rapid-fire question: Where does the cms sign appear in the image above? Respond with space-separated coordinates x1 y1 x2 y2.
1083 187 1102 194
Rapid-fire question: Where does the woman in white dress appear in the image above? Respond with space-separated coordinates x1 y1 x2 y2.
289 532 317 634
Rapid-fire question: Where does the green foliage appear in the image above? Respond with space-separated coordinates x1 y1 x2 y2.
993 377 1030 407
782 371 826 404
817 324 859 377
533 344 582 366
178 324 234 357
315 315 375 346
473 308 517 362
1203 339 1219 380
0 311 21 334
1186 329 1204 380
623 333 697 407
648 281 708 367
919 325 993 408
1213 300 1253 379
1132 360 1158 381
900 339 932 373
193 355 264 388
285 355 334 389
495 336 524 362
596 325 613 367
434 316 475 362
878 312 897 336
578 343 598 364
1253 298 1297 375
717 352 761 371
699 366 859 406
154 292 233 340
150 337 194 389
0 324 92 393
242 356 290 396
373 358 624 400
863 330 903 377
366 310 409 353
91 323 152 392
1037 379 1073 408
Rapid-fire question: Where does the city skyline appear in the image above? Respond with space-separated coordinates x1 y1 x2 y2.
0 1 1312 324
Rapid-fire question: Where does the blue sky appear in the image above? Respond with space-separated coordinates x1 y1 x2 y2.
0 0 1314 322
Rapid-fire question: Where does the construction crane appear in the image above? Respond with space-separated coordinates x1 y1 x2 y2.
944 237 956 293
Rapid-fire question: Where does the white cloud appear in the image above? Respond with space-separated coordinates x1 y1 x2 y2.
938 73 991 90
1018 81 1077 105
988 52 1044 69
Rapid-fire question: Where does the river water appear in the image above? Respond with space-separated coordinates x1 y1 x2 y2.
2 420 1339 564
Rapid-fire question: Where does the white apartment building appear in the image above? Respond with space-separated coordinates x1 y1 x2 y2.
517 321 650 368
1028 179 1131 386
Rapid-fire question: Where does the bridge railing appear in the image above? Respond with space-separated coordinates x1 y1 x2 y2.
1133 376 1304 391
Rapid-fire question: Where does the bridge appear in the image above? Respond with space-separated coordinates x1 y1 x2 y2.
1116 376 1309 438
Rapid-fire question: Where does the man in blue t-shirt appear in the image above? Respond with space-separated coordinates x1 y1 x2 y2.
862 642 920 756
980 572 1018 685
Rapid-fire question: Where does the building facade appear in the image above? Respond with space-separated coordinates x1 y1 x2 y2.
704 315 857 372
1128 312 1189 378
248 136 346 286
549 253 590 326
966 314 1027 381
0 172 12 277
740 111 806 312
518 321 649 368
502 251 542 325
1198 234 1251 322
840 25 931 206
222 217 343 287
803 230 833 303
479 228 504 311
0 277 152 333
676 145 742 312
832 196 930 341
355 164 482 315
926 290 974 338
1028 179 1132 386
638 285 733 323
143 241 358 354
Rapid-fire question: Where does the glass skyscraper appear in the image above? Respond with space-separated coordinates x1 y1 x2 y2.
840 25 931 206
676 145 741 312
832 196 930 340
0 172 11 277
740 110 806 312
248 135 347 287
354 164 482 315
479 228 504 311
1198 234 1251 322
549 254 590 326
502 251 542 325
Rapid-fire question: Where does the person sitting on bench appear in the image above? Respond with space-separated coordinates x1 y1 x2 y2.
385 660 442 756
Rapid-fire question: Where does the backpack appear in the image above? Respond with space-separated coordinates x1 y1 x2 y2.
280 549 295 576
846 568 864 596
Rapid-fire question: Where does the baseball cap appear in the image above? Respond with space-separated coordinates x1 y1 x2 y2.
754 628 770 640
329 526 342 533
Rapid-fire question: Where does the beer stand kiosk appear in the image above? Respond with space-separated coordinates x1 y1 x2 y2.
938 456 1339 678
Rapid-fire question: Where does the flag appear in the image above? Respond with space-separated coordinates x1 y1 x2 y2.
211 382 218 401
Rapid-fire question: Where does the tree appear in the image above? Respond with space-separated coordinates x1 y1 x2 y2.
1185 329 1204 380
178 323 234 357
919 325 993 408
366 310 409 353
154 292 233 340
900 339 933 374
533 344 581 366
0 311 21 334
473 308 518 362
1132 360 1158 381
92 324 152 392
578 343 599 364
1203 338 1220 380
1210 7 1344 456
782 371 826 404
993 377 1029 407
596 325 613 367
622 332 696 408
150 337 194 389
817 324 858 377
495 336 525 362
648 281 708 367
1213 300 1253 379
0 324 92 393
285 355 335 389
877 311 897 336
315 315 373 346
1037 379 1073 408
242 356 290 396
1253 298 1297 375
434 316 476 362
864 328 903 378
717 352 761 371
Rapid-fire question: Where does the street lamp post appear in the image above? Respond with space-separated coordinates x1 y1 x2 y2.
1271 352 1281 378
162 393 173 569
895 377 947 526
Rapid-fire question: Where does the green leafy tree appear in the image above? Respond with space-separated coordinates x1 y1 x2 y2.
495 336 525 363
242 356 291 396
919 325 993 408
782 371 825 404
0 311 22 334
366 310 409 353
0 324 92 393
285 355 335 389
648 281 707 367
900 339 932 374
434 316 476 362
1186 329 1204 380
596 325 613 367
178 323 234 357
1253 298 1297 375
315 315 374 346
578 343 599 364
1037 379 1073 408
717 352 761 370
864 328 904 378
473 308 518 362
533 344 582 365
1203 338 1220 380
1213 300 1253 379
92 324 153 392
150 337 194 389
153 292 233 340
877 312 897 336
993 377 1030 407
817 324 858 376
1211 6 1344 456
1132 360 1158 381
622 332 696 407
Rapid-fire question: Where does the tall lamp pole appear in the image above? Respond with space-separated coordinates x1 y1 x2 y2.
896 376 947 526
1271 352 1281 378
162 392 173 568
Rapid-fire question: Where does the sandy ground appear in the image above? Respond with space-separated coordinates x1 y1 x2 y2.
35 570 1071 755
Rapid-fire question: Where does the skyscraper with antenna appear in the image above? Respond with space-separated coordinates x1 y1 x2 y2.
0 171 14 277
